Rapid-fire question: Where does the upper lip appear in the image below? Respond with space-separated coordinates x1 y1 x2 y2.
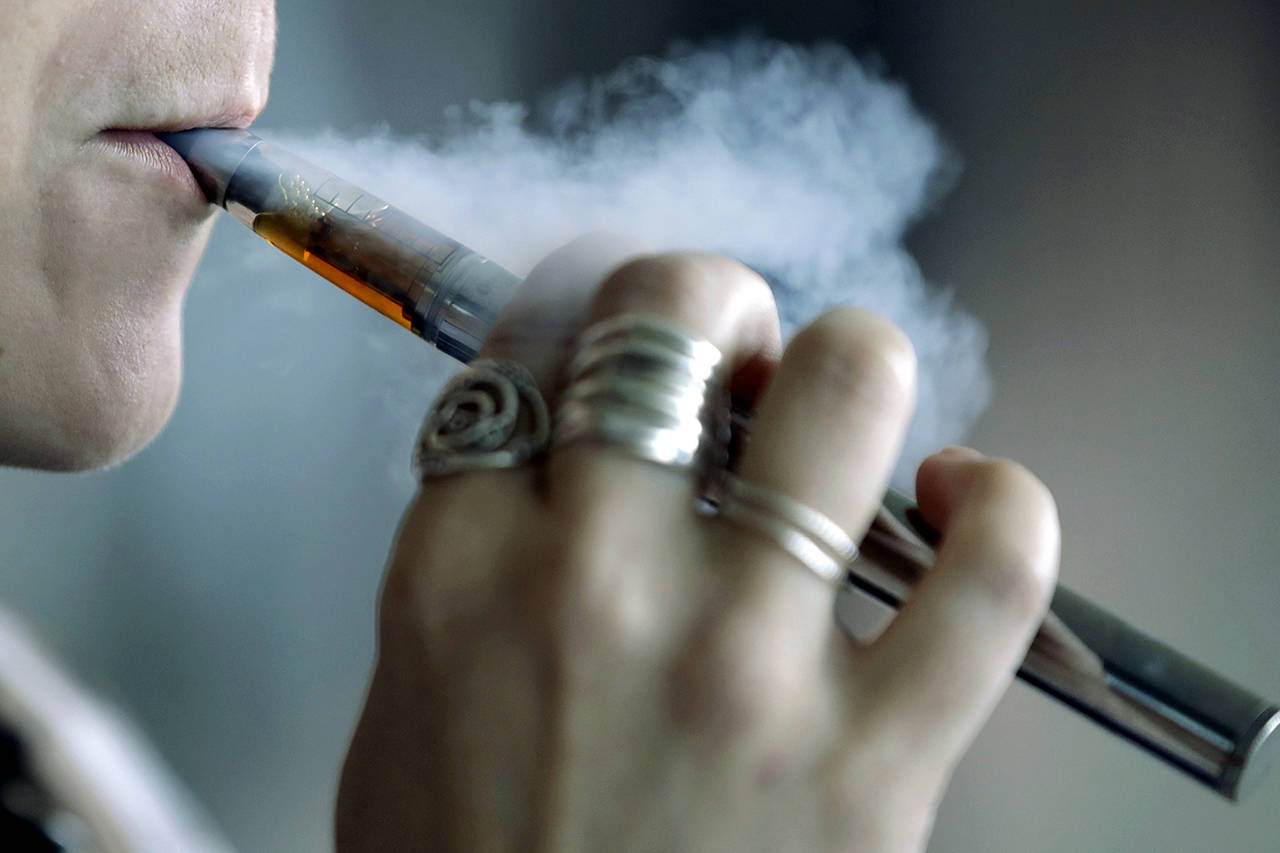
104 93 266 136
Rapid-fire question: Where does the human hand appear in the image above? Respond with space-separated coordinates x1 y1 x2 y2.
334 235 1060 852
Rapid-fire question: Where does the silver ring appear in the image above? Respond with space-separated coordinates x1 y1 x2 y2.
712 473 859 584
553 313 728 471
413 359 550 478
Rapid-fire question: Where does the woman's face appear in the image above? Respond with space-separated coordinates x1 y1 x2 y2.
0 0 275 470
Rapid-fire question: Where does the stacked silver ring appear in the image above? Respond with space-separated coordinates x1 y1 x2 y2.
553 314 730 471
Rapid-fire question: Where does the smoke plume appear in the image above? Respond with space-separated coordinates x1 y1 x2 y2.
262 36 991 488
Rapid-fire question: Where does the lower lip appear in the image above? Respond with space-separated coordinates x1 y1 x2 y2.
93 130 208 207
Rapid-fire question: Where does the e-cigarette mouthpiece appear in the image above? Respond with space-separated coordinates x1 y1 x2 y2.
159 129 520 362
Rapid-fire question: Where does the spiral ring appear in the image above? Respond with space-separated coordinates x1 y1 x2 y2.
413 359 550 479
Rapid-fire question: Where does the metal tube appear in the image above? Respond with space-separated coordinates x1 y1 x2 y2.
863 493 1278 801
161 128 1278 801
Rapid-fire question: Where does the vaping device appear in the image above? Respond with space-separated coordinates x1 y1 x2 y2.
160 128 1278 802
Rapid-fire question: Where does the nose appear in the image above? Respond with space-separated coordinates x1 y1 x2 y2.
231 0 277 125
176 0 276 127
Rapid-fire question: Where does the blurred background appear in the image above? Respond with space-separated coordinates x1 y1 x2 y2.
2 0 1278 850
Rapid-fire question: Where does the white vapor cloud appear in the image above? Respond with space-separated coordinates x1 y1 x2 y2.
267 36 991 487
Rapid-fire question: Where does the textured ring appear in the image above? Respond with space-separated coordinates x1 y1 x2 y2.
553 313 728 471
713 473 860 584
413 359 550 478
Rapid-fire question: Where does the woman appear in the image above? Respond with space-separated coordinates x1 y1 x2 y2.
2 2 1060 851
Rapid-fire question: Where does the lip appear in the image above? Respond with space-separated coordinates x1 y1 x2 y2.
91 93 266 207
93 129 210 207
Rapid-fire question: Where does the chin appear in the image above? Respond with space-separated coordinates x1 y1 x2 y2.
2 314 185 474
72 328 185 473
77 371 182 473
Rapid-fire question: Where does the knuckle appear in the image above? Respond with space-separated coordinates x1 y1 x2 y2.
595 252 773 331
965 460 1061 616
968 457 1034 496
785 308 917 409
970 459 1059 527
976 538 1056 620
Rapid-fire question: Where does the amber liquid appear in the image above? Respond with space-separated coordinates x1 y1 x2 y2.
254 213 413 329
253 212 414 331
247 164 465 340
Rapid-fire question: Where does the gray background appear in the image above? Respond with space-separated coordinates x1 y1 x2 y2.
2 0 1278 850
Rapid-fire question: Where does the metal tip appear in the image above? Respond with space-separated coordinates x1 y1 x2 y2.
1231 706 1280 801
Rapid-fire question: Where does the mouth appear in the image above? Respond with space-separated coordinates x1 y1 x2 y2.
92 104 265 208
93 129 212 207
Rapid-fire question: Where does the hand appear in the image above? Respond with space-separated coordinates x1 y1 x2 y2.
334 235 1060 852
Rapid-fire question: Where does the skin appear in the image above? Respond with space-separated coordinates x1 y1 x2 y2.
0 0 275 470
336 239 1061 852
0 5 1061 850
